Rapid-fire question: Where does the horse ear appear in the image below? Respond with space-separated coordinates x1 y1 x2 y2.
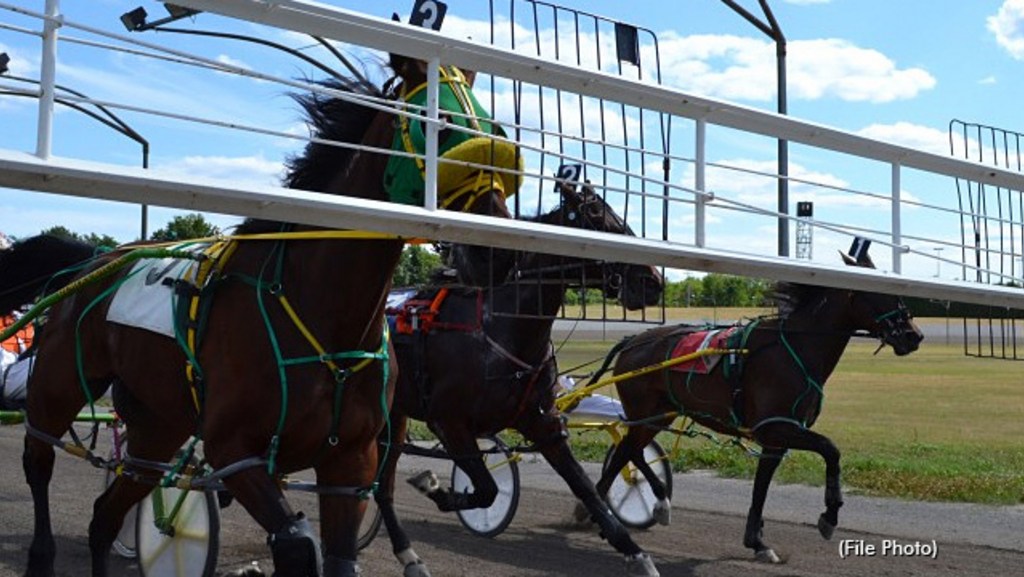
839 250 876 269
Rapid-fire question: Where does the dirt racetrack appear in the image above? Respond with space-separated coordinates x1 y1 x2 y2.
2 424 1023 577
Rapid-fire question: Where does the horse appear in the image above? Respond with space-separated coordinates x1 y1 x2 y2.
0 52 517 577
591 246 924 563
374 181 665 576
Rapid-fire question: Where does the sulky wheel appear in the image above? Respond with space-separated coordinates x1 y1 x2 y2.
451 436 520 538
135 485 220 577
601 439 673 529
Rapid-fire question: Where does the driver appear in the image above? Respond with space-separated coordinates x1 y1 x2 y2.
1 311 34 410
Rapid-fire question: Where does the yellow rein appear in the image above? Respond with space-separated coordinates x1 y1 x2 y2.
555 347 748 413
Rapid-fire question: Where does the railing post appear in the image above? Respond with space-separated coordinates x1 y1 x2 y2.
892 162 902 274
694 118 707 248
35 0 61 160
423 57 440 211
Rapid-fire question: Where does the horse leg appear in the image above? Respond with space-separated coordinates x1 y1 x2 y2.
221 468 321 577
88 412 189 576
22 433 57 577
408 431 497 512
22 368 106 577
522 414 658 577
741 447 787 563
755 423 844 539
631 452 672 525
374 415 431 577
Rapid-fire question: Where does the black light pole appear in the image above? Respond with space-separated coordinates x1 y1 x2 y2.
0 52 151 239
119 4 361 82
719 0 789 257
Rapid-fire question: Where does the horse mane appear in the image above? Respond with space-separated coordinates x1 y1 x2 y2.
0 235 100 316
771 282 824 318
238 72 386 234
283 75 385 192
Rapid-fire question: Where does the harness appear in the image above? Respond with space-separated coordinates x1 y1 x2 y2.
13 232 400 499
388 286 555 432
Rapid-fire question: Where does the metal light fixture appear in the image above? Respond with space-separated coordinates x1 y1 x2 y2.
120 4 199 32
119 7 148 32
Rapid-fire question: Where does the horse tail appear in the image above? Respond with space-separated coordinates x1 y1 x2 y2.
0 234 102 316
585 334 636 387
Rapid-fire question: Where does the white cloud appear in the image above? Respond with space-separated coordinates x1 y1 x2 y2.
655 34 935 103
215 54 252 73
857 121 994 162
857 122 952 156
988 0 1024 60
979 75 998 85
153 154 284 188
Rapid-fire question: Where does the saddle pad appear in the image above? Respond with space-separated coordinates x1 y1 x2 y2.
386 288 419 312
668 326 741 374
106 246 205 338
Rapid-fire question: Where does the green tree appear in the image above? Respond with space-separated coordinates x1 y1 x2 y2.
393 245 443 287
150 213 220 242
39 226 117 249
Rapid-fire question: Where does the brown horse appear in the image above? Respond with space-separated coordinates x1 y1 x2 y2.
374 182 665 576
0 54 515 577
592 245 924 563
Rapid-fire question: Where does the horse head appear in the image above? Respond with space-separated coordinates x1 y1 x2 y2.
385 53 520 286
840 251 924 356
544 181 664 310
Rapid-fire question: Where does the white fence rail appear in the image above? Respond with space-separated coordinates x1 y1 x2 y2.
2 0 1023 309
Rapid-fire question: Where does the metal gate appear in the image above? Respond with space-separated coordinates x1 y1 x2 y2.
949 119 1024 359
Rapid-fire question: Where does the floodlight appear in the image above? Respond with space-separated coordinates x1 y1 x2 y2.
120 7 148 31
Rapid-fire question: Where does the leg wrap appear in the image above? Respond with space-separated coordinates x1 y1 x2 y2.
268 513 323 577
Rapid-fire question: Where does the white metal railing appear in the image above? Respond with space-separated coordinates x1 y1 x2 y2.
1 0 1023 309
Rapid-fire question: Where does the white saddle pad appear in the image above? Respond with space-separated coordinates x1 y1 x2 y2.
106 251 200 338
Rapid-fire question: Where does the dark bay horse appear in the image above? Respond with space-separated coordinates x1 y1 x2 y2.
375 182 665 576
593 247 923 563
0 54 515 577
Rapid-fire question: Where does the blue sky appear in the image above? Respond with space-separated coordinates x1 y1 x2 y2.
1 0 1023 279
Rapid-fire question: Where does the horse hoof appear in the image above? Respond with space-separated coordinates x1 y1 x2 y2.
754 549 783 564
407 470 440 495
625 552 660 577
653 499 672 526
572 501 591 524
403 560 432 577
817 513 836 540
224 561 265 576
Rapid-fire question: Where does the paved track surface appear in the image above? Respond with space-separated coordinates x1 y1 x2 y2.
2 425 1022 576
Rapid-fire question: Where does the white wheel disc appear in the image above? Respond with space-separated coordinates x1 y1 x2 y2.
136 487 218 577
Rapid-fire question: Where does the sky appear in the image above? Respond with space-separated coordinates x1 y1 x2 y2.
1 0 1024 281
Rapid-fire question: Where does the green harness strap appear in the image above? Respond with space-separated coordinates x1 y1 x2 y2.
228 238 392 478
